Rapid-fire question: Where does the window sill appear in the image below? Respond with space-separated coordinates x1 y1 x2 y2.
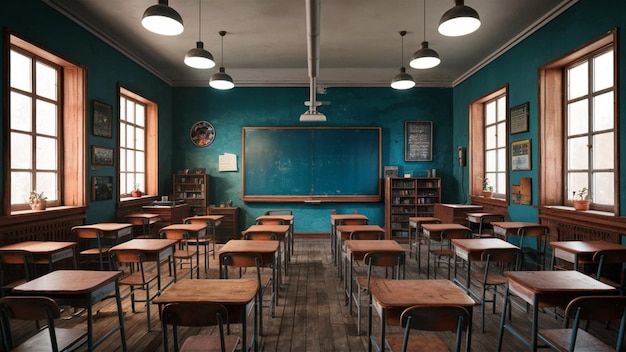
541 205 614 217
2 206 86 226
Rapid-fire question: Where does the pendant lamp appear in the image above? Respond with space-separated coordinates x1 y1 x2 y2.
141 0 184 36
410 0 441 69
184 0 215 69
438 0 481 37
390 31 415 90
209 31 235 90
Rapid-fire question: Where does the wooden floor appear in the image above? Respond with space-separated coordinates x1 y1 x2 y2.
5 238 623 351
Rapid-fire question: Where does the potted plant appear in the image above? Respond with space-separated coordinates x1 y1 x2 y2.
28 191 47 210
482 178 494 198
131 183 143 197
572 187 590 210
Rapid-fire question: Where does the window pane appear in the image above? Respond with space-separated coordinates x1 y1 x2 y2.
120 176 127 196
35 61 57 100
593 172 614 205
568 172 588 200
126 174 134 193
120 150 126 172
485 150 496 172
11 171 32 204
593 51 613 92
10 50 32 92
136 151 145 172
568 61 588 99
36 99 57 136
126 150 135 172
120 98 127 122
496 173 506 194
593 92 613 131
10 132 32 169
496 97 506 122
136 129 145 151
496 148 506 172
10 92 32 132
496 122 506 148
126 100 135 124
568 100 588 135
36 172 57 201
485 126 496 149
485 101 496 125
36 136 57 170
136 173 145 191
126 125 134 149
120 122 127 148
593 132 613 169
568 136 588 170
135 105 145 127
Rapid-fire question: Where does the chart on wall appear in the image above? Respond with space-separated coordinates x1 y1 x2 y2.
242 127 381 202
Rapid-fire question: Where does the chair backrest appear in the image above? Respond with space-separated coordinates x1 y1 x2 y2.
350 230 384 240
243 232 277 241
400 305 470 352
0 251 33 294
564 295 626 351
160 230 190 241
363 251 406 284
517 226 548 249
72 227 102 240
255 218 285 225
264 209 293 215
338 218 369 226
0 296 63 351
110 250 149 281
439 229 471 244
219 252 263 283
161 302 230 352
480 248 523 274
593 249 626 290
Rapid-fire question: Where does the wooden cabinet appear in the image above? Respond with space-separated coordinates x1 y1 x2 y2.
173 173 208 216
433 203 483 225
142 203 190 227
384 177 441 241
207 206 240 243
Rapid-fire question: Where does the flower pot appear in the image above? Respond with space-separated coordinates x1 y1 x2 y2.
30 199 47 211
482 191 493 198
131 190 143 197
573 199 590 211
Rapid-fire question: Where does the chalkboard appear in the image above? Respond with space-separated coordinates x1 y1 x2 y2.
242 127 382 202
404 121 432 161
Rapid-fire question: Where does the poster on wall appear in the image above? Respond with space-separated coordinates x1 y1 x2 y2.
511 139 531 170
404 121 432 161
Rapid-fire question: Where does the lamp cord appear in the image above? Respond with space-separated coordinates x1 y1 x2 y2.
220 33 225 66
423 0 426 42
198 0 201 41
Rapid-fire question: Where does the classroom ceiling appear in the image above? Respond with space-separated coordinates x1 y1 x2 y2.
44 0 575 88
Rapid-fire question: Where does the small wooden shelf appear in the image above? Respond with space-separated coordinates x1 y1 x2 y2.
173 173 208 216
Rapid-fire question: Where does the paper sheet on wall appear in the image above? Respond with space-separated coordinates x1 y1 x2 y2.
218 153 238 172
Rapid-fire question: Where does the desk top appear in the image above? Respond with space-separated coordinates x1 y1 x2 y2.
256 215 294 222
336 224 384 233
505 270 616 295
408 217 441 226
345 240 404 255
13 270 122 294
184 215 224 223
109 239 178 252
220 240 280 254
421 223 470 232
549 240 626 254
72 223 133 232
491 222 545 230
0 241 75 254
451 238 518 252
242 224 290 234
439 204 484 210
126 213 160 220
153 279 258 305
369 279 475 309
330 214 368 224
160 223 207 233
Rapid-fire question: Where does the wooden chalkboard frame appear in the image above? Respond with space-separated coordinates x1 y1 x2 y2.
404 121 433 161
242 127 382 203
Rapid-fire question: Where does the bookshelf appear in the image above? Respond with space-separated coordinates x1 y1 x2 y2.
173 173 209 216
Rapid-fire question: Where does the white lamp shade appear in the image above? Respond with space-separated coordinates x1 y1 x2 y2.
438 0 481 37
184 42 216 69
390 68 415 90
409 42 441 69
142 2 184 36
210 67 235 90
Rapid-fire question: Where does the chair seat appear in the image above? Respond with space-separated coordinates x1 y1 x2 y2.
12 327 87 352
386 334 450 352
470 271 508 286
120 271 158 286
180 335 241 352
173 248 198 259
539 328 615 352
80 247 111 255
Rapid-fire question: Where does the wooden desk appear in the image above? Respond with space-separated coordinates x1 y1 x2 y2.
153 279 258 352
142 203 190 227
434 204 483 225
336 224 385 281
13 270 126 352
408 216 440 271
497 270 616 351
550 240 626 271
256 214 295 255
125 213 161 238
466 212 505 237
242 224 291 274
330 214 369 264
491 222 547 241
72 223 134 241
421 223 471 279
344 240 405 309
159 223 208 276
109 239 178 293
184 215 224 260
0 241 77 271
451 238 519 298
368 279 475 352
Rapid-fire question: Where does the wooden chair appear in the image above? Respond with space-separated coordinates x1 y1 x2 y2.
110 250 159 331
0 251 33 297
471 214 505 238
538 295 626 352
255 218 285 226
219 252 274 335
72 227 110 270
516 225 548 270
161 302 240 352
385 305 470 352
263 209 293 216
184 217 216 262
0 296 88 352
243 232 282 282
470 248 522 332
427 228 471 279
592 249 626 294
351 251 405 335
159 229 199 279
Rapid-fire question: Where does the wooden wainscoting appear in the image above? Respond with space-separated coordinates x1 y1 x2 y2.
538 206 626 243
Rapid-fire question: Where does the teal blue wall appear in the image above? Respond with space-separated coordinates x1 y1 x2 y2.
172 87 453 232
453 0 626 220
0 0 174 222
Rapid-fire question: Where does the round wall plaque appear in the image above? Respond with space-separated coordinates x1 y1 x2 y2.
190 121 215 147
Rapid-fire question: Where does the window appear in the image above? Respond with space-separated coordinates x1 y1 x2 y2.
469 86 508 201
4 33 86 214
539 30 617 213
118 87 158 199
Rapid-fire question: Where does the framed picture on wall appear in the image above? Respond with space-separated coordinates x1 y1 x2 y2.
510 102 529 134
404 121 433 161
511 139 531 170
91 145 114 166
92 176 113 201
93 100 113 138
